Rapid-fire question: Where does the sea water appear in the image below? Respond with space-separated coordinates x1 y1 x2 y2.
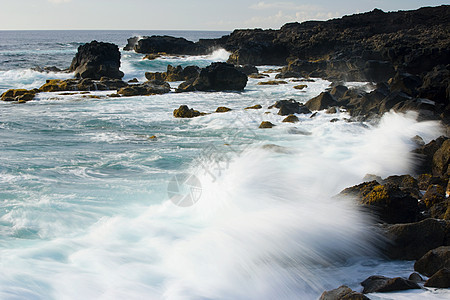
0 31 447 299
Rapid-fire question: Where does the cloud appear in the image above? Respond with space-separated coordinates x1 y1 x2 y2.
48 0 71 3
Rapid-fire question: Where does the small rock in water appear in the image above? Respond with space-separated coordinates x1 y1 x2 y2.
259 121 275 128
173 105 204 118
244 104 262 110
282 114 299 123
215 106 232 113
257 80 288 85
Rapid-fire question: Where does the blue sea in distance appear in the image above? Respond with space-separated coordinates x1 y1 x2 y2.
0 30 447 299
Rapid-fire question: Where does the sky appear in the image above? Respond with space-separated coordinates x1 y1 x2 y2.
0 0 449 31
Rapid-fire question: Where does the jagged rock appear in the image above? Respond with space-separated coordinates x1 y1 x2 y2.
319 285 369 300
145 65 200 82
69 41 124 79
424 268 450 288
430 199 450 220
305 92 338 111
173 105 204 118
128 78 139 83
383 218 450 260
330 85 349 100
192 62 247 91
269 99 311 116
126 35 207 55
282 114 299 123
1 89 37 102
259 121 275 128
382 175 420 198
414 246 450 277
363 60 395 83
361 275 420 293
432 139 450 177
419 65 450 106
422 184 446 208
215 107 232 113
414 136 448 174
117 80 170 96
388 72 422 96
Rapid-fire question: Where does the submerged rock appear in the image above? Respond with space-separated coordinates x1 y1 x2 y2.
282 114 299 123
244 104 262 110
69 41 124 80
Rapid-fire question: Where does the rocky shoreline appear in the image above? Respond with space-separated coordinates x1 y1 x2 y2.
1 5 449 298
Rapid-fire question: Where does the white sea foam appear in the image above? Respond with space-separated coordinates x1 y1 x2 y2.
0 69 73 93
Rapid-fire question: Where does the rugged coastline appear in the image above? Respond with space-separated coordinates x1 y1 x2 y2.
1 5 449 298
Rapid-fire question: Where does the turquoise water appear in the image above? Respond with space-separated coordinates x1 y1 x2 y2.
0 31 446 299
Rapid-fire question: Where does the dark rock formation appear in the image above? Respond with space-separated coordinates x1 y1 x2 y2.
191 62 247 91
414 246 450 277
383 218 450 260
117 80 170 96
235 64 258 76
1 89 37 102
361 275 420 293
39 78 128 92
69 41 124 80
173 105 205 118
145 65 200 82
269 99 311 116
124 35 208 55
319 285 369 300
424 268 450 288
338 180 419 224
305 92 338 111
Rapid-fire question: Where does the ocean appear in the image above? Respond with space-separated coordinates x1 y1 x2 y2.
0 30 447 299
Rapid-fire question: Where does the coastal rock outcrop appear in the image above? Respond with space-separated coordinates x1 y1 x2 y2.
124 35 208 55
268 99 311 116
69 41 124 80
1 89 37 102
191 62 247 92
